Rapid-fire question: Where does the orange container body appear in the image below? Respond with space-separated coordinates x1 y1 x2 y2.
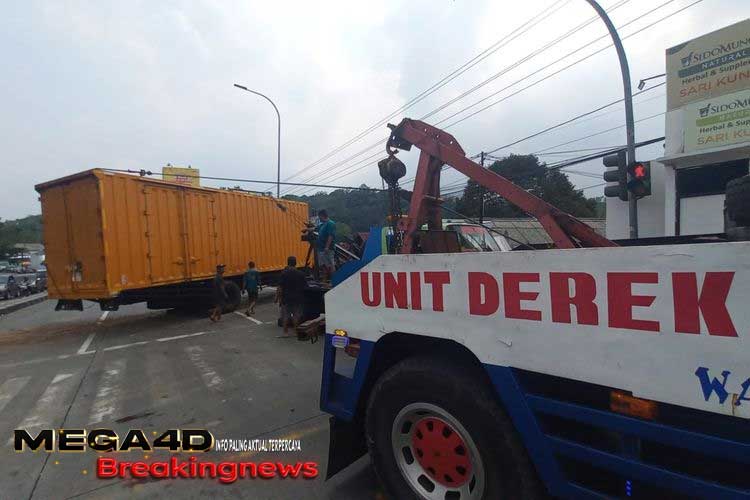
35 169 309 301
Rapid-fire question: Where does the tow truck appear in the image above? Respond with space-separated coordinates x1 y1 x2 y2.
319 119 749 499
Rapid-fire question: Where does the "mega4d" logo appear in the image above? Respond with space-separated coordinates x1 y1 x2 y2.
14 428 213 452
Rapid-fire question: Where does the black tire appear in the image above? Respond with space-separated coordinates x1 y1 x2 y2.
222 281 242 312
726 175 750 226
366 356 545 500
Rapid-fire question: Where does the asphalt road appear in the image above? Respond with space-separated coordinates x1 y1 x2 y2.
0 291 380 499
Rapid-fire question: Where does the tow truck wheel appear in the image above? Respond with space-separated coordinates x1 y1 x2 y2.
366 356 544 500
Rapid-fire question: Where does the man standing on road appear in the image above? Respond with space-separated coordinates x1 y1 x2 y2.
209 264 228 322
242 261 260 316
316 209 336 281
278 256 307 337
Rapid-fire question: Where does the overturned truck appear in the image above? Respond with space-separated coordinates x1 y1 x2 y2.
36 169 309 311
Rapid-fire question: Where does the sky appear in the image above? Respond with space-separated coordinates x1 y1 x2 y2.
1 0 747 219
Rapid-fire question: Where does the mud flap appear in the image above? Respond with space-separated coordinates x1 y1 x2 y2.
326 416 367 479
55 299 83 311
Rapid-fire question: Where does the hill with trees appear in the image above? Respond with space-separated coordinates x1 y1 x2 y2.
0 215 43 258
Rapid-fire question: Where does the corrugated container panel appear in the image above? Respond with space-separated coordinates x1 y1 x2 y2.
36 169 309 301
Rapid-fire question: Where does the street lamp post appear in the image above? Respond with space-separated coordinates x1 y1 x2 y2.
233 84 281 198
583 0 638 239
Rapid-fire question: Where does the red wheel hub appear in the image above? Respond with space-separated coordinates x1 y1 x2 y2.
411 417 472 487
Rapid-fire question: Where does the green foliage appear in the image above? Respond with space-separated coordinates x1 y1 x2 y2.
284 185 388 235
456 154 599 219
0 215 43 258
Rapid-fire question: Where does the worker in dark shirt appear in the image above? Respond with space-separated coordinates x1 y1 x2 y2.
209 264 228 322
278 256 307 336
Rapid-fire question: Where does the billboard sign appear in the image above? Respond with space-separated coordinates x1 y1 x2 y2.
162 166 200 187
666 19 750 111
684 89 750 152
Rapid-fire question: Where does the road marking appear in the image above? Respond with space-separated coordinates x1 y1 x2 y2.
157 331 210 342
0 331 219 369
13 372 77 441
51 373 73 384
0 376 31 414
185 345 222 389
89 359 125 425
77 332 96 355
233 311 263 325
103 341 150 352
98 311 109 322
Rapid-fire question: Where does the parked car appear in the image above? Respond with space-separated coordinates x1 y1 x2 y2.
31 271 47 293
0 275 21 300
17 275 34 296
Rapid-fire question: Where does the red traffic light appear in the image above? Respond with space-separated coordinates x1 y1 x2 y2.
633 162 647 179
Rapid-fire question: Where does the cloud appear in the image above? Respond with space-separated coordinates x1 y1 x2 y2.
0 0 746 217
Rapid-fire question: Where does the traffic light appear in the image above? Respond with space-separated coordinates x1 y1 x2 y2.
603 150 628 201
627 161 651 198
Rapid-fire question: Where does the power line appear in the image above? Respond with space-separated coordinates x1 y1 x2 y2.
535 146 624 155
486 82 664 154
580 182 607 191
282 0 571 183
419 0 633 121
437 136 664 199
402 87 664 188
285 0 634 194
101 168 386 193
294 0 694 193
532 111 664 155
436 0 692 129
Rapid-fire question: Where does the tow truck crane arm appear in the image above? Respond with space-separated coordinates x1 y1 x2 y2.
386 118 617 250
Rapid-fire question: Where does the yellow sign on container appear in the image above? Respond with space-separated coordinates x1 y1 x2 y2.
162 166 200 187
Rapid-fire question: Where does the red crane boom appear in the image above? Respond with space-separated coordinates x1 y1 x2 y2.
385 119 617 251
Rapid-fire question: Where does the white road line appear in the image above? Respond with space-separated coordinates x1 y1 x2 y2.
13 372 77 443
51 373 73 384
233 311 263 325
77 332 96 355
103 341 150 352
98 311 109 322
0 376 31 414
156 331 210 342
89 359 125 425
185 345 222 389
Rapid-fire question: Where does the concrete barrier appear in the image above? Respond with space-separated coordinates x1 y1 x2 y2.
0 293 48 315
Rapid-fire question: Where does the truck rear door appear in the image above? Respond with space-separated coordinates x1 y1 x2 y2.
65 178 107 294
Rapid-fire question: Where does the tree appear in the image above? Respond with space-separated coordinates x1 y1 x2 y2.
456 154 598 219
0 215 43 258
285 185 389 234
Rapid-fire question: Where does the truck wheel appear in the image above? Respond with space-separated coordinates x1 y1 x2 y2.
726 175 750 226
366 356 544 500
223 281 242 312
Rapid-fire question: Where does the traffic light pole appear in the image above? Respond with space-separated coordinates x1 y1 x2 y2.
479 151 486 224
584 0 638 238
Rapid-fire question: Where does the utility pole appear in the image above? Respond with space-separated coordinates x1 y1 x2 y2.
584 0 638 238
479 151 486 224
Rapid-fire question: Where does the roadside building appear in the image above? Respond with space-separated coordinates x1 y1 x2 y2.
606 19 750 239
